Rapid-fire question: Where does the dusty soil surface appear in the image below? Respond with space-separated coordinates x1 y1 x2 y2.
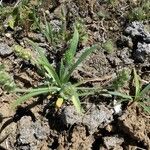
0 0 150 150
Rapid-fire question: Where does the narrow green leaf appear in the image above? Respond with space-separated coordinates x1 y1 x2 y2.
133 68 141 98
77 86 101 96
59 59 65 82
27 39 61 86
32 8 42 31
64 45 97 82
71 94 82 113
140 83 150 96
108 91 133 100
44 65 61 86
139 102 150 113
27 39 49 66
14 87 59 93
43 13 53 43
42 23 53 43
64 26 79 65
13 87 50 108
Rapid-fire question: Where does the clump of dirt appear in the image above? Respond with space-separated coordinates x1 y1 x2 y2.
118 102 150 149
60 103 113 134
0 43 13 57
100 135 124 150
82 50 112 77
15 116 49 150
124 21 150 63
58 124 94 150
0 0 150 149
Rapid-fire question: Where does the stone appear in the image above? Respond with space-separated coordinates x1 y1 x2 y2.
60 104 113 134
27 32 45 43
124 21 150 44
16 116 49 150
124 21 150 63
118 48 133 65
144 33 150 43
125 21 145 38
103 136 124 150
0 43 12 57
134 42 150 63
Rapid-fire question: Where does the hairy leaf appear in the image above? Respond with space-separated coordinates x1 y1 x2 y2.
71 94 82 113
43 13 53 43
64 45 97 82
13 87 58 108
64 26 79 65
139 102 150 113
28 39 61 86
108 91 133 100
13 88 49 108
133 68 141 99
140 83 150 96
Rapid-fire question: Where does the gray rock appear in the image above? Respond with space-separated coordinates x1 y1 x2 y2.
66 1 79 18
144 33 150 43
27 33 45 43
106 54 122 66
121 36 133 48
16 116 49 150
118 48 133 65
61 104 113 134
125 21 150 44
0 43 12 57
124 21 150 63
134 42 150 63
125 21 145 38
103 136 124 149
50 19 63 32
32 122 48 140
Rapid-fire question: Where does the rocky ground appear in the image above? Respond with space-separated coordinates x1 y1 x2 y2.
0 0 150 150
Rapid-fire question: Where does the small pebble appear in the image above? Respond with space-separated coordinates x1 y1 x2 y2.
0 43 12 57
5 33 12 39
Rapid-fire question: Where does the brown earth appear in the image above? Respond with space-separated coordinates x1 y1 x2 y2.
0 0 150 150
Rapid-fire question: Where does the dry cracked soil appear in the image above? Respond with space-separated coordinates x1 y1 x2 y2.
0 0 150 150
